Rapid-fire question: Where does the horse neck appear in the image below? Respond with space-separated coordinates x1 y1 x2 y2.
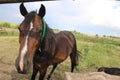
46 25 55 37
40 25 56 52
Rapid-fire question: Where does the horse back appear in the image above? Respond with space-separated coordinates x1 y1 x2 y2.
56 31 76 47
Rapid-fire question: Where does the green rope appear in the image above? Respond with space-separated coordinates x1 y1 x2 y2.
42 19 46 39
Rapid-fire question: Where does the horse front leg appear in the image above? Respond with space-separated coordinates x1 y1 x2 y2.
39 66 48 80
47 64 57 80
31 65 38 80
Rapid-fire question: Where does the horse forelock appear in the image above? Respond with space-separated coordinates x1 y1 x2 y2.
25 11 36 23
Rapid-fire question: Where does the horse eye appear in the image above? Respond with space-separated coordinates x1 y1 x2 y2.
18 27 22 32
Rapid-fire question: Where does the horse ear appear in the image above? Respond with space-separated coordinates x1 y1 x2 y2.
20 2 28 17
39 4 46 18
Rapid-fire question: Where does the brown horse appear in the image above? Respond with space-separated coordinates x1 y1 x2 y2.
15 3 79 80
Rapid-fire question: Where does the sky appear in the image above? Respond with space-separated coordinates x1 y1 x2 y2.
0 0 120 37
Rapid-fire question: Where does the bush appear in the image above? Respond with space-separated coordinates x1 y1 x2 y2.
0 21 18 29
2 22 11 28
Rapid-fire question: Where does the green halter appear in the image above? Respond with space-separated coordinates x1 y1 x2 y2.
42 19 46 40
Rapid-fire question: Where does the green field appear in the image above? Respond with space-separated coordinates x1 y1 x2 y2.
0 21 19 36
0 21 120 80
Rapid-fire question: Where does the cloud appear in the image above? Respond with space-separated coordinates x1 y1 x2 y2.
2 0 120 30
40 0 120 30
62 0 120 30
0 0 120 36
86 0 120 29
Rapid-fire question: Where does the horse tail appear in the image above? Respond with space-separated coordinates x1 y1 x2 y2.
77 50 82 65
70 35 81 72
76 50 81 66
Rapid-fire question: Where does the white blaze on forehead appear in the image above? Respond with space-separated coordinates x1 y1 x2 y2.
30 22 33 30
19 22 33 71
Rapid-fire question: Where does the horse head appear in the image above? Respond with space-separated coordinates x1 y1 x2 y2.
15 3 46 74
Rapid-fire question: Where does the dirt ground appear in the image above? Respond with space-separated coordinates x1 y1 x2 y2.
65 72 120 80
0 61 120 80
0 62 32 80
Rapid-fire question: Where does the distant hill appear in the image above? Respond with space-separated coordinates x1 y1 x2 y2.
0 21 19 36
0 21 18 29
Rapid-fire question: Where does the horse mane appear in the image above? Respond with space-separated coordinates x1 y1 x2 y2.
45 24 55 39
24 11 36 25
40 22 56 53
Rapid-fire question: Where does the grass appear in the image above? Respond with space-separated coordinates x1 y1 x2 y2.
0 21 120 79
0 20 18 29
0 21 19 36
0 36 19 65
0 33 120 79
75 32 120 72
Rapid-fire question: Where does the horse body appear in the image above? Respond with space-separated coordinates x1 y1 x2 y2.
53 31 77 63
15 3 79 80
41 30 75 62
31 28 79 80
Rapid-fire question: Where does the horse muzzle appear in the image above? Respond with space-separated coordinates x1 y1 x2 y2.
15 57 31 74
17 68 27 74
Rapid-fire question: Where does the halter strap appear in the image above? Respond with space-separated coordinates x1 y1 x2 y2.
42 19 46 40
